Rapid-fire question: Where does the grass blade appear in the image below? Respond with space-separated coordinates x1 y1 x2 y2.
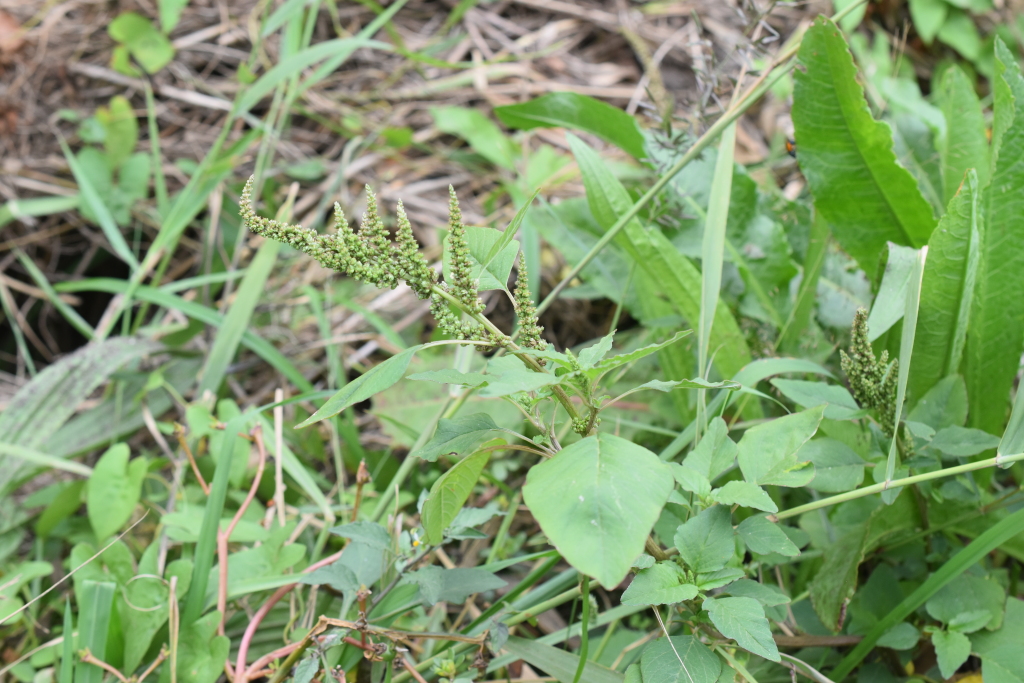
74 581 116 683
14 249 95 341
0 195 79 229
0 443 92 480
60 600 74 683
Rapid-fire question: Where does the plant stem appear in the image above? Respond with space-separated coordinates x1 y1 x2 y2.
774 452 1024 521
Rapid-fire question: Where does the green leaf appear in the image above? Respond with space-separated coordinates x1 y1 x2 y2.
798 438 866 493
910 170 981 404
673 505 734 574
495 92 646 160
682 417 736 481
589 330 692 377
671 463 711 497
929 426 1001 458
702 596 780 662
792 17 935 277
412 413 500 462
620 563 699 606
735 516 800 557
121 575 169 673
810 523 870 632
523 433 674 589
568 134 750 382
909 0 948 43
710 481 777 513
938 9 982 60
404 566 506 605
502 637 624 683
96 96 138 169
197 239 280 395
966 55 1024 437
736 406 823 487
937 66 989 204
108 13 175 74
877 622 920 650
1000 374 1024 458
74 581 116 683
866 244 920 341
477 369 559 397
578 333 615 369
86 444 146 541
725 579 791 607
328 521 391 550
442 226 520 291
422 449 490 545
926 574 1005 628
933 630 972 679
408 369 488 387
158 0 189 32
431 106 518 170
992 38 1024 168
771 379 861 420
298 345 422 427
973 598 1024 683
909 374 968 430
157 611 229 683
639 636 722 683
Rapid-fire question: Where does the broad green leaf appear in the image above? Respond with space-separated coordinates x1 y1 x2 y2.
933 630 971 679
502 636 625 683
568 134 750 382
87 444 147 541
0 562 53 624
992 38 1024 168
926 574 1005 628
937 66 989 204
408 369 488 387
682 417 736 481
121 575 169 673
158 0 189 32
523 433 673 589
639 636 722 683
412 413 500 462
620 563 698 606
910 171 981 403
671 464 711 497
798 439 866 492
966 56 1024 437
866 244 920 341
298 345 422 427
442 226 520 291
74 581 116 683
328 521 391 550
432 106 518 170
96 96 138 168
293 654 319 683
422 449 490 545
909 374 968 430
736 406 823 487
972 598 1024 683
810 524 869 632
792 17 935 276
495 92 646 160
937 9 982 61
578 333 615 369
725 579 791 607
702 596 780 661
877 622 920 650
929 426 1001 458
909 0 948 43
710 481 777 513
1000 377 1024 458
735 516 800 557
404 566 506 605
108 13 175 74
674 505 734 574
477 369 559 397
157 611 229 683
771 379 861 420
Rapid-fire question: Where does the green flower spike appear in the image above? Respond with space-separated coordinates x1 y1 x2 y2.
513 256 545 350
841 308 898 435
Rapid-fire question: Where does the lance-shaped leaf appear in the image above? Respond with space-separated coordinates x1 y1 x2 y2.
411 414 500 462
936 66 989 204
792 17 935 276
422 449 491 544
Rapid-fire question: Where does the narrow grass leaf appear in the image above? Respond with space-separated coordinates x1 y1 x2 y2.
431 106 518 170
0 443 92 478
74 581 115 683
197 240 280 395
792 17 935 277
15 250 94 341
58 137 139 271
60 600 74 683
699 122 735 384
832 506 1024 679
0 195 79 229
910 170 980 404
481 188 539 273
502 637 624 683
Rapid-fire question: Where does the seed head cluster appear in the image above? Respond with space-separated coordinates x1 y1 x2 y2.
239 177 543 349
840 308 898 435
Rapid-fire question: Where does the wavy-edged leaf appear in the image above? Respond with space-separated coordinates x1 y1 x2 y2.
523 433 673 588
910 170 980 403
792 17 935 276
937 66 989 204
702 596 780 661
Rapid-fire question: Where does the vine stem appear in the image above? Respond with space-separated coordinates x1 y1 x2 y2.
773 451 1024 521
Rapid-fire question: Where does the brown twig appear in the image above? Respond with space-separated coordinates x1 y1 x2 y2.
138 646 169 683
78 649 130 683
351 459 370 522
174 423 209 495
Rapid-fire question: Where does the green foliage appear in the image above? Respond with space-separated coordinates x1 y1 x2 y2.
108 12 175 75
